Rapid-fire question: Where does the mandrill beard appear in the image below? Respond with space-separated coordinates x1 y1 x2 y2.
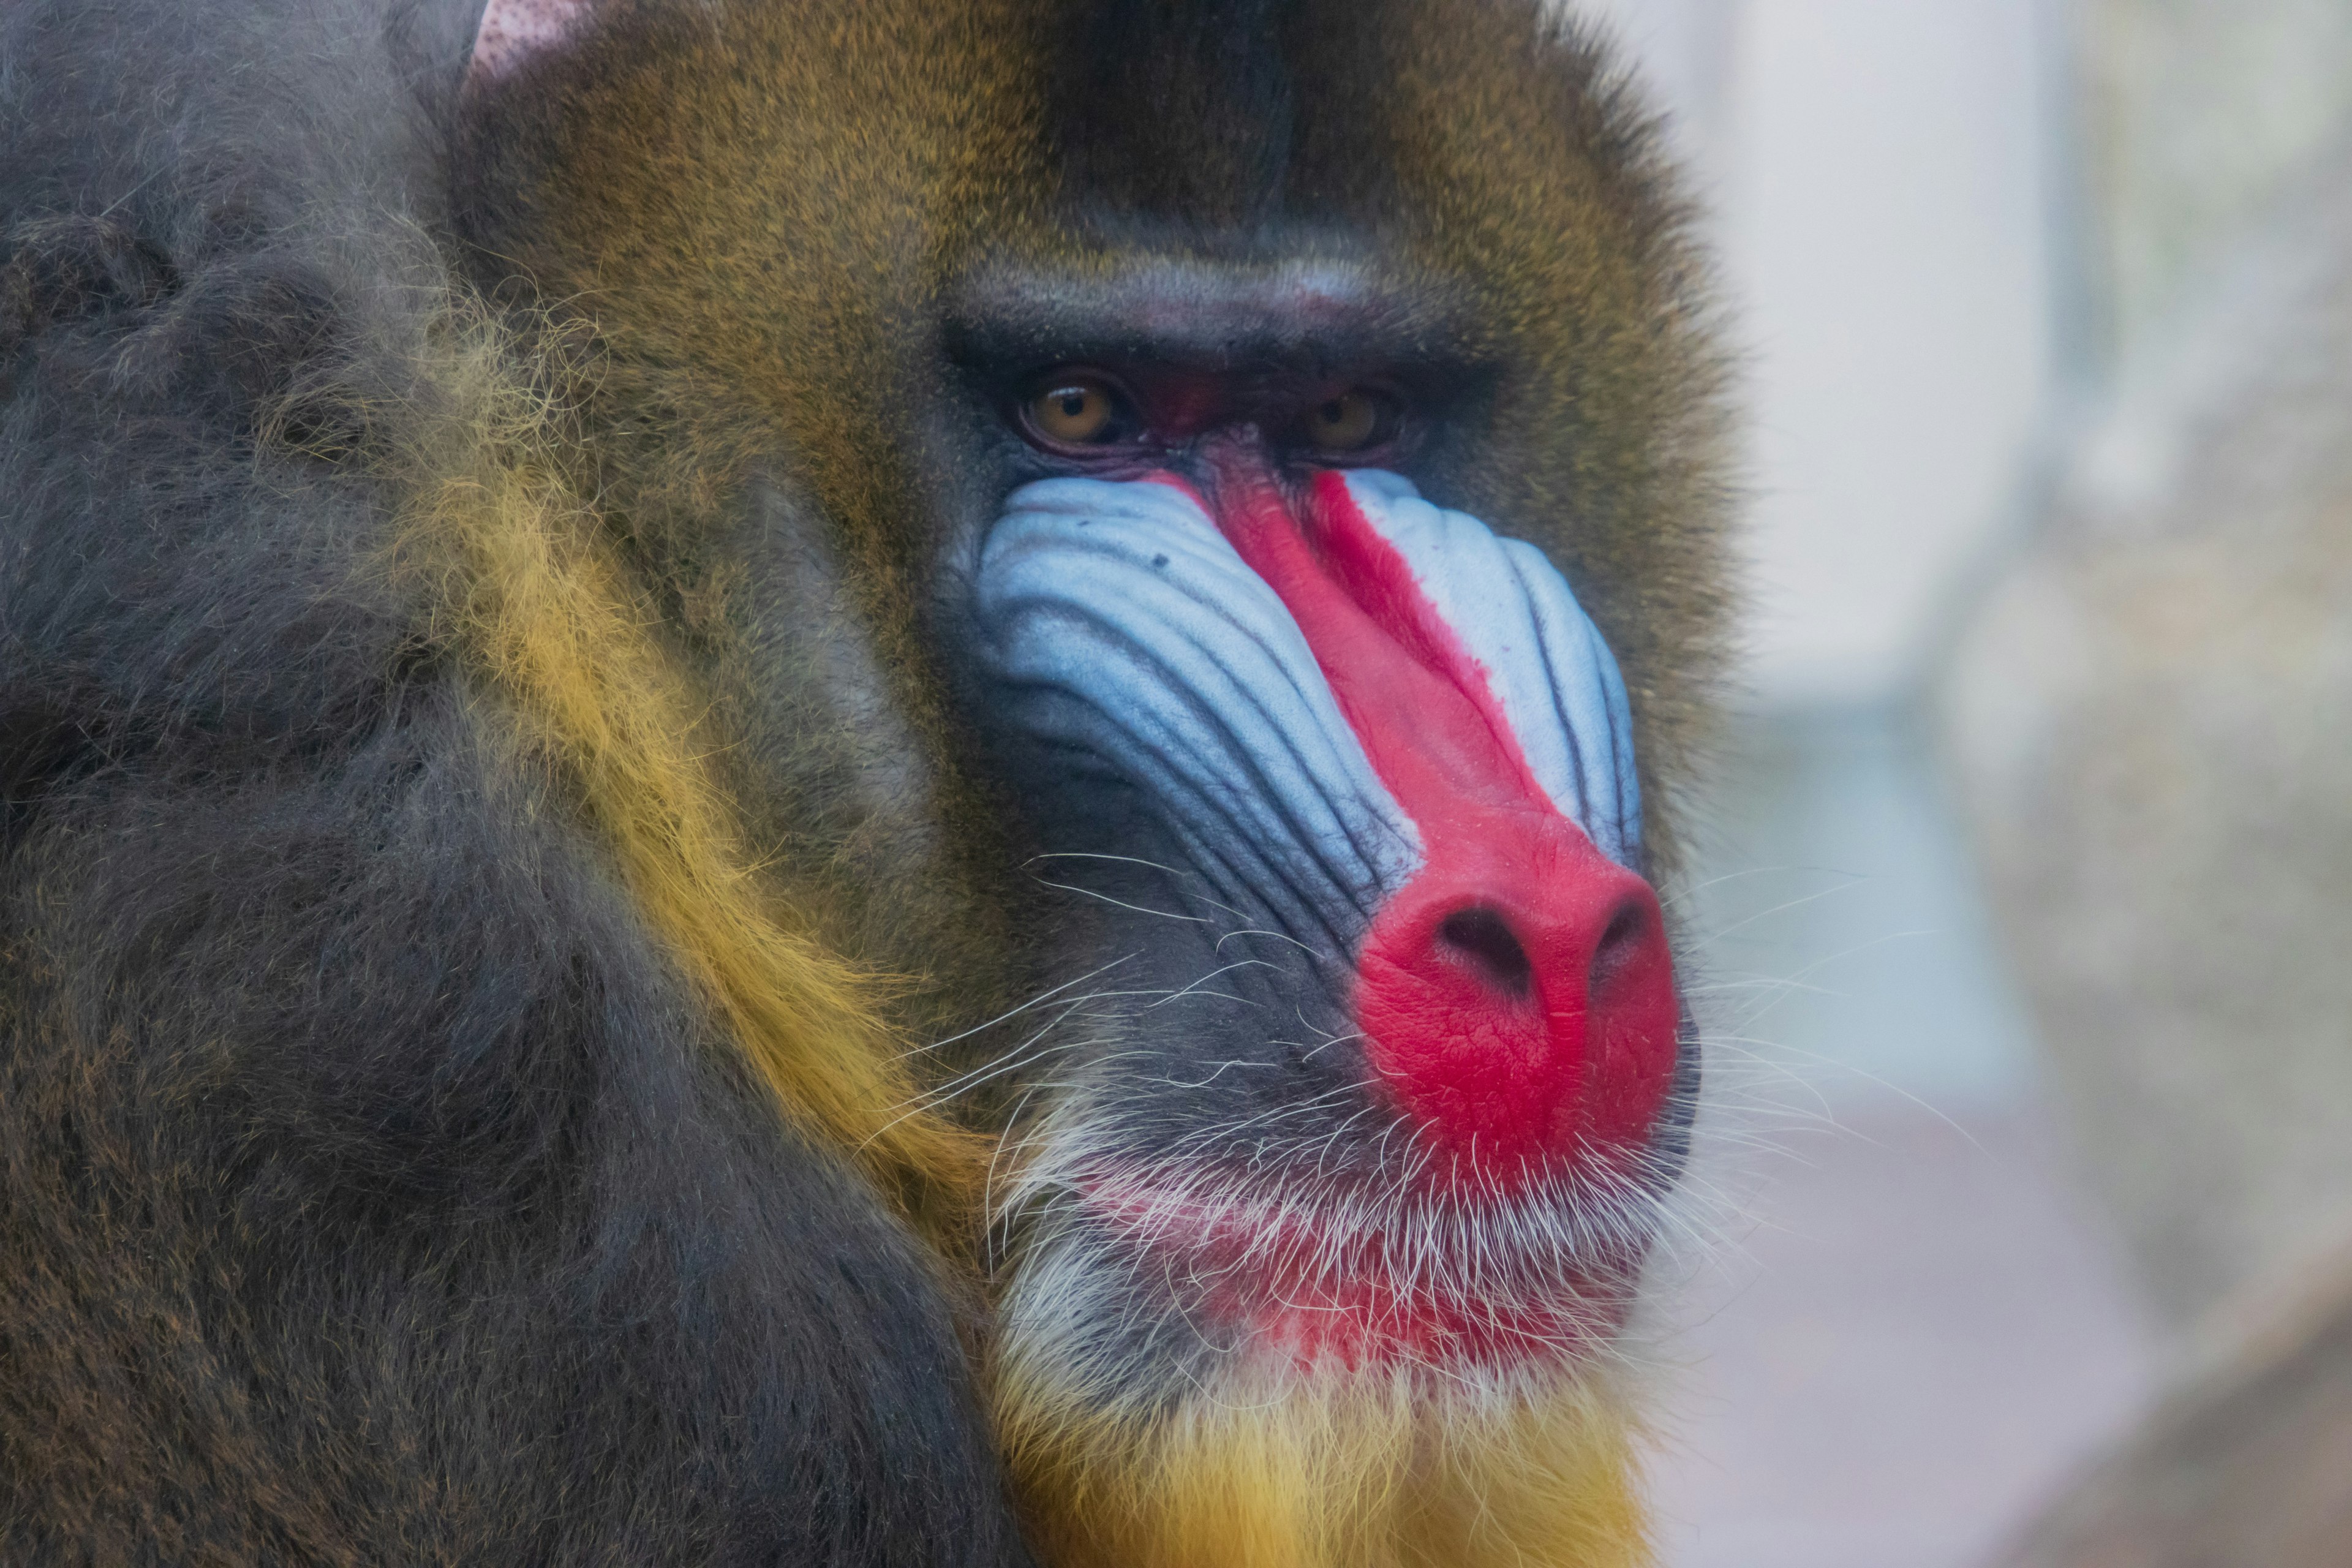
994 1354 1651 1568
993 1117 1684 1381
983 1086 1687 1568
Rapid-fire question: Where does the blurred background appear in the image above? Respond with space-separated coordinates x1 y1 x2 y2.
1563 2 2352 1564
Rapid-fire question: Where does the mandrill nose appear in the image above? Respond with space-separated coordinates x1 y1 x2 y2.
1353 820 1683 1178
1159 455 1682 1177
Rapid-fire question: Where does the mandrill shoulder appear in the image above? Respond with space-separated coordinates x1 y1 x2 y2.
0 1 1030 1562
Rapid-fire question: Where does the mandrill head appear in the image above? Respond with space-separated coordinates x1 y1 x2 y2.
965 296 1700 1568
457 0 1733 1562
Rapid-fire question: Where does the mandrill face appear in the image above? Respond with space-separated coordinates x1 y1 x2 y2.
935 257 1695 1401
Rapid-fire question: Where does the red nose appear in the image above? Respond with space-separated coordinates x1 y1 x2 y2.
1187 449 1682 1180
1354 810 1681 1172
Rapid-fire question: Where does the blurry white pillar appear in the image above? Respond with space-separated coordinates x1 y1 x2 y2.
1583 0 2059 709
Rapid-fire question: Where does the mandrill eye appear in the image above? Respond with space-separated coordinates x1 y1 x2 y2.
1303 388 1397 454
1023 375 1128 446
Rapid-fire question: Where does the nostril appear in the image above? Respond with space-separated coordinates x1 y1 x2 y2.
1588 900 1649 994
1435 905 1533 1000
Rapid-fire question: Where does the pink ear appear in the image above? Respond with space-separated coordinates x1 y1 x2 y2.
468 0 597 84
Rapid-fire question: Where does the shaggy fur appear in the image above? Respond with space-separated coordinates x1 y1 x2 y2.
1 1 1734 1564
0 1 1022 1561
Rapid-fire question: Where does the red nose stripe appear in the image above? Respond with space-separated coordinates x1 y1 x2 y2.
1181 461 1679 1178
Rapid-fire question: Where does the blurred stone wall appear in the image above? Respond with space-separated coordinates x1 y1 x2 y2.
2075 0 2352 360
1942 1 2352 1330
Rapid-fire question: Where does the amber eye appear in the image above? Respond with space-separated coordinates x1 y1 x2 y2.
1305 388 1392 453
1025 377 1122 445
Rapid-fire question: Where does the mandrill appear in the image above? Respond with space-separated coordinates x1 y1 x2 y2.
0 0 1735 1564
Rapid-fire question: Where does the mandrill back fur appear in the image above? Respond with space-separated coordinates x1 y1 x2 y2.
0 3 1015 1561
0 1 1734 1564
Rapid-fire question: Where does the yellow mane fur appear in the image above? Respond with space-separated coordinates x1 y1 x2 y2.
383 318 981 1220
1000 1362 1651 1568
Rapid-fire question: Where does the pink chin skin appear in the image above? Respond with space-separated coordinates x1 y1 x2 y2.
1238 1261 1629 1374
1078 1172 1643 1374
1164 456 1683 1188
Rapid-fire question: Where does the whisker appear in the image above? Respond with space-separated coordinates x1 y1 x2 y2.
895 954 1137 1058
1030 877 1210 924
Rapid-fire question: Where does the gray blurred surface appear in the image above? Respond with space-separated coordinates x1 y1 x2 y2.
2076 0 2352 358
1928 11 2352 1561
1988 1237 2352 1568
1941 128 2352 1329
1654 1099 2151 1568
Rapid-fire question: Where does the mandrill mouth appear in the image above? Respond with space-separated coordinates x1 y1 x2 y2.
973 462 1690 1387
1063 1154 1668 1374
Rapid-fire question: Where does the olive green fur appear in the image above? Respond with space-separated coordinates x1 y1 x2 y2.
456 0 1735 1023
